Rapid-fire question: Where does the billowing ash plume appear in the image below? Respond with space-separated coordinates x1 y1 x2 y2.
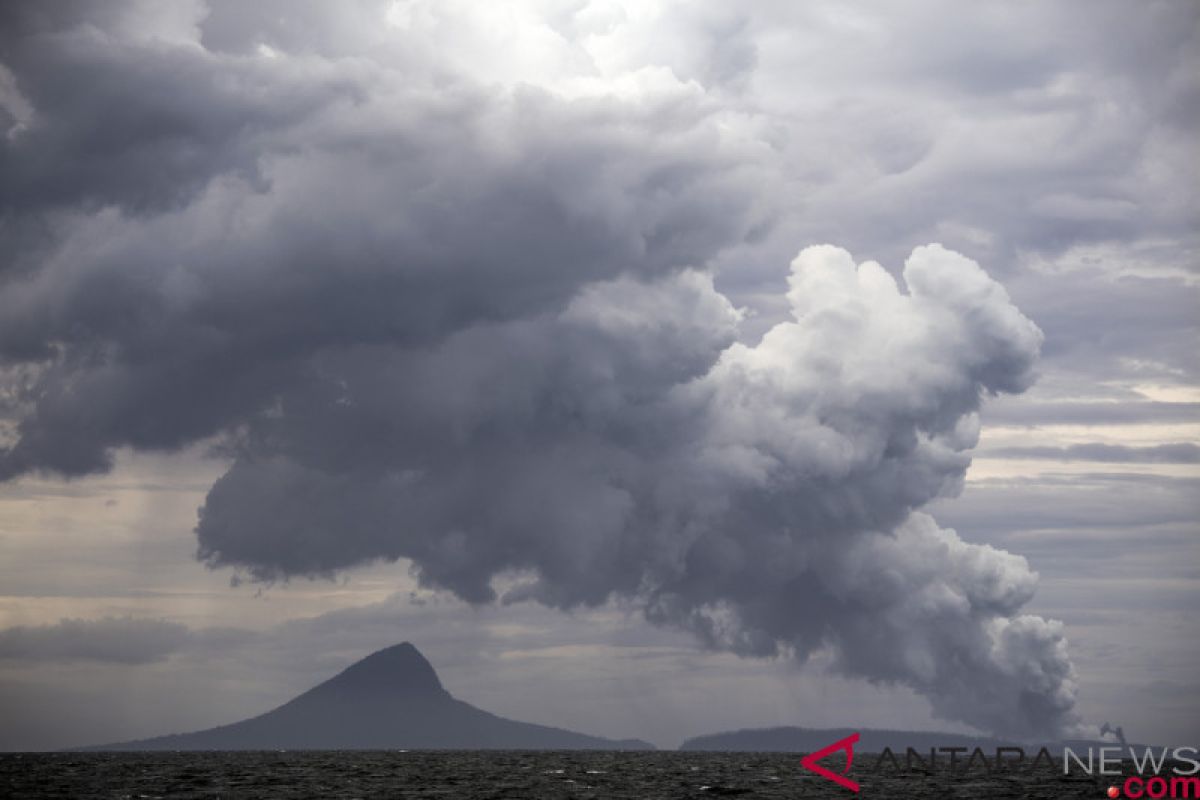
0 1 1080 739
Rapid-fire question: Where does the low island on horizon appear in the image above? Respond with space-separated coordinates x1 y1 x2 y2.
78 642 1126 755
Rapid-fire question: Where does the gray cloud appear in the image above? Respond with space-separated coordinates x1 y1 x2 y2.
985 443 1200 463
931 473 1200 539
1008 270 1200 386
0 617 194 664
983 400 1200 427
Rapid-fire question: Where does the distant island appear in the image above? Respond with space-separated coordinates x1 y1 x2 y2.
78 643 1128 754
82 642 653 751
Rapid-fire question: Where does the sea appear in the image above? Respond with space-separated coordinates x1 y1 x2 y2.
0 750 1123 799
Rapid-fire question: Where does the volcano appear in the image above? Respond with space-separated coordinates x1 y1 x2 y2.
85 642 653 751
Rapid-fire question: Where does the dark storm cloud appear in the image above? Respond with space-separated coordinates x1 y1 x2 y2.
0 1 772 478
2 0 1194 741
0 4 350 218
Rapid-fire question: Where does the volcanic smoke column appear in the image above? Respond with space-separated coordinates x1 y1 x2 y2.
645 244 1079 740
193 245 1080 740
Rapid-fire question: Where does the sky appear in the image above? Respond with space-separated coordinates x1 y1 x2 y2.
0 0 1196 751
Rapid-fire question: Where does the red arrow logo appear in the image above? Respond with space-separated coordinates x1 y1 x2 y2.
800 732 861 793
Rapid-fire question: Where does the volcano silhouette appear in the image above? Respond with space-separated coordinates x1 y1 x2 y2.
86 643 652 750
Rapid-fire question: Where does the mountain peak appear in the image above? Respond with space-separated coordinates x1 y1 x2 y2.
318 642 446 696
81 640 654 751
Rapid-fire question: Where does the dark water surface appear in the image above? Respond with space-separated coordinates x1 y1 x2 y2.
0 750 1116 799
